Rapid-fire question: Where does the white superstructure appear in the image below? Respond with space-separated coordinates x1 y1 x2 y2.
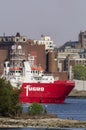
2 45 55 88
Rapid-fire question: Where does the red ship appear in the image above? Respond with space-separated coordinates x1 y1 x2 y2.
3 45 75 104
20 81 74 104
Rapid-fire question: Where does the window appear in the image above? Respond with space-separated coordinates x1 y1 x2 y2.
83 54 85 58
23 38 26 41
84 35 86 38
80 55 82 58
16 39 19 41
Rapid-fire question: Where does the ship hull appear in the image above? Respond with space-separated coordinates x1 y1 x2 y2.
20 80 75 104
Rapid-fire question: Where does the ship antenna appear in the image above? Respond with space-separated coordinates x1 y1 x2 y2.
3 32 5 37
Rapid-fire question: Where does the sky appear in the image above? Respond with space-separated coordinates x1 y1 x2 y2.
0 0 86 47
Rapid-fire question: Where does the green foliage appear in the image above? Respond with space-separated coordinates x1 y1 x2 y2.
28 103 45 115
0 78 22 116
72 64 86 80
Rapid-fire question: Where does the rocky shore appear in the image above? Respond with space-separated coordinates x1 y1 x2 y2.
0 117 86 128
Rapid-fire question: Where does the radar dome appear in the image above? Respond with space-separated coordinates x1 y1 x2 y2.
17 45 22 49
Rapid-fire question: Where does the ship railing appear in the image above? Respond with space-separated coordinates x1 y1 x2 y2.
44 73 53 76
10 58 24 61
10 52 25 55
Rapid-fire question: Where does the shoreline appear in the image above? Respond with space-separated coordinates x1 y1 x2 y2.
0 117 86 128
0 91 86 128
68 90 86 98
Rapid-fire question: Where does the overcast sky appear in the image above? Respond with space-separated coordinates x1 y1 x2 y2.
0 0 86 46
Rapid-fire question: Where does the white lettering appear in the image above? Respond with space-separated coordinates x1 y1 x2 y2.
41 87 44 91
25 85 30 96
24 85 44 97
36 87 40 91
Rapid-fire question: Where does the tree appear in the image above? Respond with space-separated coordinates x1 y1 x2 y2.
0 78 22 116
72 64 86 80
28 103 45 115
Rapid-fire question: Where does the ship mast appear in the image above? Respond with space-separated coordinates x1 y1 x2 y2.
10 45 25 68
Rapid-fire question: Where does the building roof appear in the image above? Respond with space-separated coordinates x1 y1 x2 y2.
58 41 79 51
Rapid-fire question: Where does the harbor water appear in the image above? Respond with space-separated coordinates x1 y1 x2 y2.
0 98 86 130
46 98 86 121
23 98 86 121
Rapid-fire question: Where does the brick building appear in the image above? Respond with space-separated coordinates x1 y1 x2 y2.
79 31 86 48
